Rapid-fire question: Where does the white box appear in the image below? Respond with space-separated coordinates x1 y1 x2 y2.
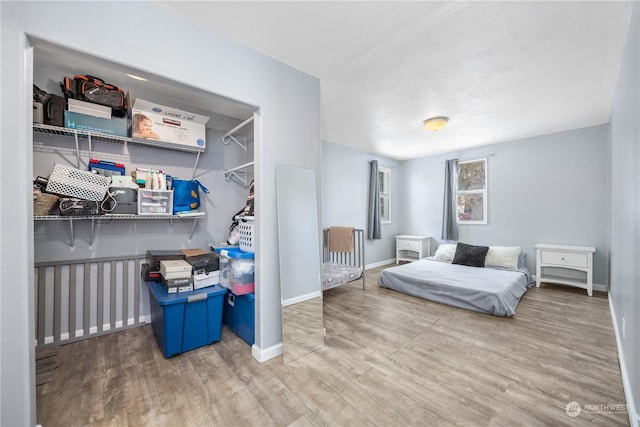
67 98 112 119
132 98 209 149
193 270 220 290
138 189 173 215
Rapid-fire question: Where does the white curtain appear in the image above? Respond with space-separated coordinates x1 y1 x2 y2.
441 159 459 241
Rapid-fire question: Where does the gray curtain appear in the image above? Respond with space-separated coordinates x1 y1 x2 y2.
367 160 381 240
441 159 459 241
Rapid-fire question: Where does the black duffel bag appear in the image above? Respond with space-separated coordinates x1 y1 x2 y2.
61 75 128 117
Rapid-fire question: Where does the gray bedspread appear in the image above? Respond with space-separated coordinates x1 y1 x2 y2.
378 258 532 316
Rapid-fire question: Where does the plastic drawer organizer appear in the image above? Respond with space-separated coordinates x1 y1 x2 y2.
138 189 173 215
148 281 226 358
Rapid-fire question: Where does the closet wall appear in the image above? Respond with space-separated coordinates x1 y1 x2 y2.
1 2 321 425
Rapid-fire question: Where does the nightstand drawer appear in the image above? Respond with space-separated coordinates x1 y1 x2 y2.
397 239 420 251
540 250 588 268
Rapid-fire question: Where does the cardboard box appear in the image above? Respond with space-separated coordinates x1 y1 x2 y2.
64 110 129 137
182 248 208 257
194 270 220 290
67 98 112 119
148 281 226 357
131 98 208 149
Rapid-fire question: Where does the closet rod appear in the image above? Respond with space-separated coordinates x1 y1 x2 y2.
224 161 254 175
222 116 254 140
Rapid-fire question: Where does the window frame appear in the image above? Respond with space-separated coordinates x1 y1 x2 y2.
379 166 391 224
456 158 487 225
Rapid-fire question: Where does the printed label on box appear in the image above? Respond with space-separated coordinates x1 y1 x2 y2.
132 98 208 149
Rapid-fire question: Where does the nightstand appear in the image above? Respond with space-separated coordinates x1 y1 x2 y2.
395 235 430 264
535 243 596 296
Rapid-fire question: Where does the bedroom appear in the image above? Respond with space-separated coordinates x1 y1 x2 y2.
1 1 638 426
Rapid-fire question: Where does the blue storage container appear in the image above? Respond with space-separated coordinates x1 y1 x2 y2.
223 292 255 346
148 281 226 358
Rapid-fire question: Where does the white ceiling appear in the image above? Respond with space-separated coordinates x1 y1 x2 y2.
157 1 633 160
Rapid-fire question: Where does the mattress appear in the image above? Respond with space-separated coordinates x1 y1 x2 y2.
322 262 363 291
377 258 532 316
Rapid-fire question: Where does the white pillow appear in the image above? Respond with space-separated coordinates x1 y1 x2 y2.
433 244 457 261
484 246 521 270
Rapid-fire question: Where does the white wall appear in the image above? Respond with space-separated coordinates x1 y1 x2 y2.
321 141 402 266
0 2 320 425
609 2 640 425
401 125 610 286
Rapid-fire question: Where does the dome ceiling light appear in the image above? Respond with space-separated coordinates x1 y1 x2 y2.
422 116 449 132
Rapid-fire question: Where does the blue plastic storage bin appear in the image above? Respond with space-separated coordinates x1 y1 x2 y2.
148 281 226 358
223 292 255 346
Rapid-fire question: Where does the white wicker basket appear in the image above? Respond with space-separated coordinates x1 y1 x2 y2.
236 215 255 253
46 163 110 201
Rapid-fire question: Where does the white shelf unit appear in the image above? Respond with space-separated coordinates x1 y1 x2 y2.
33 123 204 178
34 214 204 250
33 124 206 250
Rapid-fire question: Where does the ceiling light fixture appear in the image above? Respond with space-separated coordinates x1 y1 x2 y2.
422 116 449 132
126 73 148 81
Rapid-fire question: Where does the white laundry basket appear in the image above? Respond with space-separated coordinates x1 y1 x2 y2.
235 215 255 253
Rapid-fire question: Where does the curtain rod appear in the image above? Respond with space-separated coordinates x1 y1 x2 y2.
443 153 496 163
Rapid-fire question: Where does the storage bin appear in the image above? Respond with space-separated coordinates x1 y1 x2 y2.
46 163 111 202
148 281 226 358
223 292 255 346
215 247 255 295
138 188 173 215
236 215 255 253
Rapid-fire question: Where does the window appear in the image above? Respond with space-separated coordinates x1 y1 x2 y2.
379 167 391 224
457 158 487 224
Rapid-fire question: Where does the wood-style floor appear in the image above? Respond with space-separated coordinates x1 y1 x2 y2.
36 265 629 426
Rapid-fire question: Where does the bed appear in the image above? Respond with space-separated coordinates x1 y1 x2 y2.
378 243 533 316
322 227 365 291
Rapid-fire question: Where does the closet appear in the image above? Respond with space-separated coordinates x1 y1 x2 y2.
31 41 256 349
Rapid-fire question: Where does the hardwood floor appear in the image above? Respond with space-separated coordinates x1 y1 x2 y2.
36 265 629 426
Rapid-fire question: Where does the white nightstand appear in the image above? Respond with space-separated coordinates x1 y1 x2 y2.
535 243 596 296
395 235 430 264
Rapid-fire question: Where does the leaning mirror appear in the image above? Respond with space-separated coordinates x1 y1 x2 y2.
275 164 324 364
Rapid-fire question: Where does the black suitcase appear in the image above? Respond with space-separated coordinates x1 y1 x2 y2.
185 252 220 275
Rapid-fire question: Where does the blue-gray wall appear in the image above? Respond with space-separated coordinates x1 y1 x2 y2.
609 2 639 425
1 2 321 425
401 125 610 286
321 141 402 265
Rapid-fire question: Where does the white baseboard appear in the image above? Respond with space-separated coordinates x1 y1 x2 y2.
609 297 639 427
365 258 395 270
282 290 322 307
252 342 282 363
